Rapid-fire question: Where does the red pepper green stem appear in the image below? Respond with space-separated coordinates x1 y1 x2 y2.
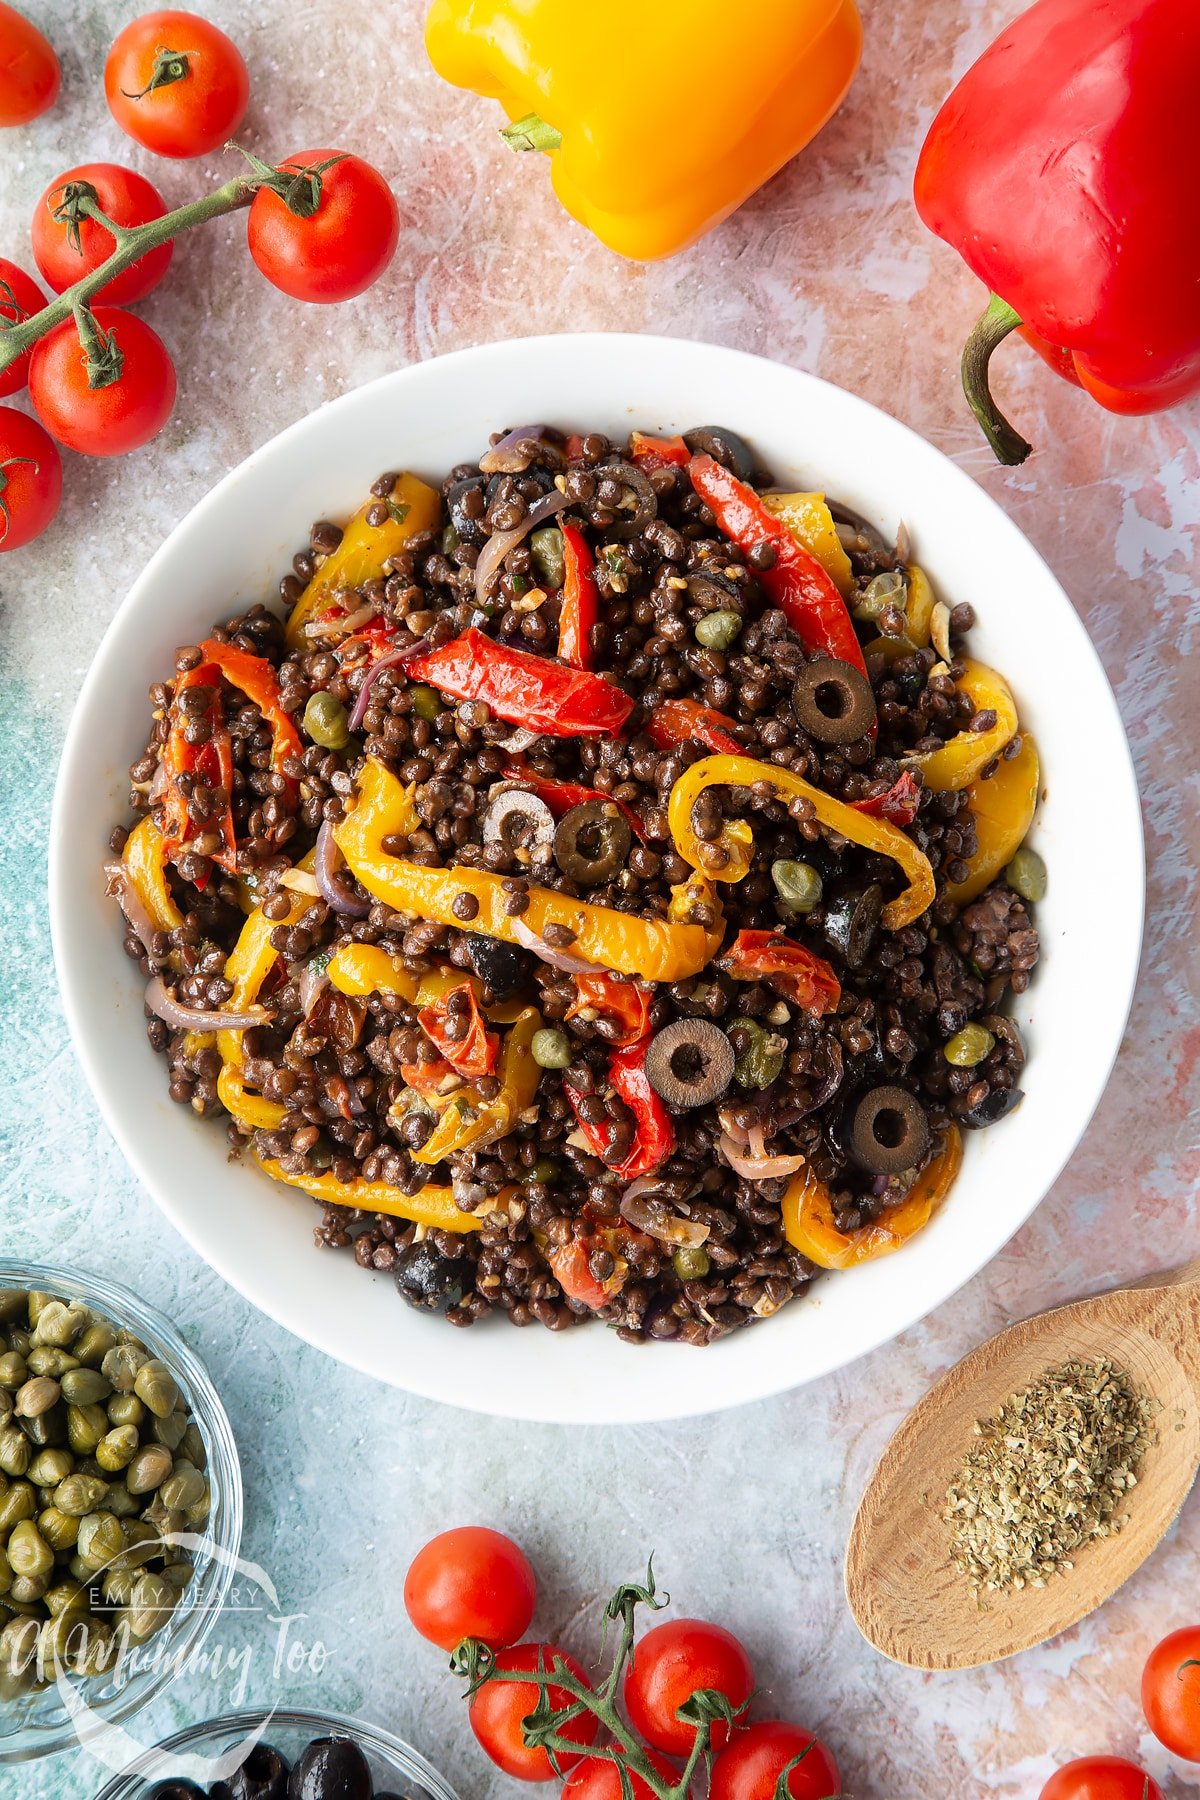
960 294 1033 467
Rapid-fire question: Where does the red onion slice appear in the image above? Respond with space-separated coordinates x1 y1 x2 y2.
314 821 371 917
474 489 569 602
495 725 542 754
479 424 549 475
347 637 431 734
297 960 330 1018
619 1188 709 1248
104 862 161 959
145 976 270 1034
718 1131 806 1182
511 915 603 976
304 600 380 640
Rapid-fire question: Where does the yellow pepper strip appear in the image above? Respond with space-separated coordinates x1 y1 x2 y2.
217 851 317 1132
410 1005 542 1165
904 564 936 649
122 816 182 932
667 753 934 931
903 658 1018 793
336 758 724 982
424 0 862 262
253 1155 501 1235
285 473 441 650
761 492 854 597
326 945 526 1023
782 1125 963 1269
944 734 1040 908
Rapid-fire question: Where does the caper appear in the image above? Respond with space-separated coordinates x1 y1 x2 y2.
159 1463 206 1512
185 1485 211 1531
0 1551 10 1597
531 1027 572 1069
133 1359 180 1420
126 1444 173 1495
771 859 823 913
179 1424 207 1471
530 524 566 589
14 1376 60 1419
112 1520 160 1573
23 1404 64 1448
31 1301 88 1349
73 1323 117 1368
672 1246 711 1281
123 1571 178 1641
106 1393 145 1430
106 1485 140 1519
69 1617 114 1677
39 1610 92 1676
7 1522 53 1582
96 1425 140 1474
0 1428 30 1478
26 1346 78 1378
102 1568 137 1606
944 1023 996 1068
0 1293 27 1325
410 683 442 722
6 1329 30 1360
42 1578 86 1619
0 1616 39 1695
852 567 907 622
26 1449 73 1488
441 522 460 556
303 690 350 750
8 1572 50 1605
161 1559 194 1589
24 1295 54 1328
53 1474 109 1518
525 1158 558 1185
149 1407 188 1452
0 1483 35 1533
1005 845 1047 904
0 1355 25 1392
101 1344 148 1394
60 1367 111 1408
67 1402 109 1456
38 1507 79 1552
76 1512 125 1575
694 609 743 651
730 1017 785 1091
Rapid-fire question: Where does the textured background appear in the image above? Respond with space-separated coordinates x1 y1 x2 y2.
1 1 1198 1796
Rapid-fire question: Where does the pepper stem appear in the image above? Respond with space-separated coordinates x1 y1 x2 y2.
960 294 1032 467
500 112 563 154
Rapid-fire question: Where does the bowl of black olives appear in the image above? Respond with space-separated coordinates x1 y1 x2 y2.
91 1709 458 1800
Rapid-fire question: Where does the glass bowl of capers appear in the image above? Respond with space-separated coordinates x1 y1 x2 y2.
90 1707 460 1800
0 1262 242 1762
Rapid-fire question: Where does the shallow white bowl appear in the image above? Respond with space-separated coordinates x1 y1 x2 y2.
50 333 1143 1424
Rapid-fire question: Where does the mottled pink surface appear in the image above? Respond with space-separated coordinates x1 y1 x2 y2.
1 1 1198 1796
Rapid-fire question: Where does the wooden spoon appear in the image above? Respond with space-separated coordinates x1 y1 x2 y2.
845 1259 1200 1670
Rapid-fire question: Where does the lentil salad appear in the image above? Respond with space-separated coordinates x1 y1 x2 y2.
106 423 1041 1346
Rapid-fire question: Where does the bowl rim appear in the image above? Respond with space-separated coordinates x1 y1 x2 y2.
48 331 1145 1423
0 1260 243 1762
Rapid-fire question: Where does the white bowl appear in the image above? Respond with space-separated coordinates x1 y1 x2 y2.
50 333 1143 1424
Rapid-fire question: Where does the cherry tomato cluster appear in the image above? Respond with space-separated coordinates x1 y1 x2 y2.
404 1527 840 1799
0 7 400 552
1038 1625 1200 1798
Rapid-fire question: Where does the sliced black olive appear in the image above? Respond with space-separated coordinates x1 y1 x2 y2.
554 801 632 887
148 1784 207 1800
960 1086 1025 1129
792 659 877 745
848 1085 931 1174
466 932 530 1000
683 425 755 480
446 475 489 546
394 1239 474 1315
287 1739 372 1800
823 883 884 968
218 1745 290 1800
685 569 742 610
644 1019 735 1108
592 460 657 537
481 787 556 852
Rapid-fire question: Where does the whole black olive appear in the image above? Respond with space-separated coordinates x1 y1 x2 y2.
394 1239 474 1315
683 425 756 481
848 1085 931 1174
960 1086 1025 1129
446 476 489 546
792 660 877 745
212 1743 291 1800
822 884 884 968
465 932 530 1001
147 1783 207 1800
287 1737 372 1800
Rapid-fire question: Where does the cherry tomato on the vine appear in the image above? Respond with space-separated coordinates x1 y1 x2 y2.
710 1720 841 1800
0 259 48 397
624 1618 754 1758
468 1642 598 1781
563 1747 690 1799
247 149 399 303
0 1 60 126
29 307 176 456
31 163 172 306
1039 1756 1163 1800
1143 1625 1200 1761
0 407 61 550
404 1526 536 1652
105 10 249 159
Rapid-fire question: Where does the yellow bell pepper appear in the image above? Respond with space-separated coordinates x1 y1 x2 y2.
335 758 724 982
285 472 442 650
761 493 854 597
667 753 935 930
904 658 1018 792
326 945 527 1022
410 1004 542 1165
122 816 182 932
782 1125 962 1269
217 851 317 1132
253 1155 506 1234
862 564 938 661
424 0 863 262
944 733 1040 908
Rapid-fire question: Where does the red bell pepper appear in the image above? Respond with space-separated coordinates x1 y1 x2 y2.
416 980 499 1078
850 770 920 827
564 1040 675 1180
645 697 743 758
401 1056 460 1095
501 761 649 844
687 455 867 677
159 661 236 877
406 628 634 738
547 1240 613 1310
555 522 597 670
629 431 690 470
198 639 303 794
719 930 841 1017
914 0 1200 463
566 971 652 1047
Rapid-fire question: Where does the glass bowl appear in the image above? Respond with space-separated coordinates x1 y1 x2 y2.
0 1260 243 1763
91 1707 461 1799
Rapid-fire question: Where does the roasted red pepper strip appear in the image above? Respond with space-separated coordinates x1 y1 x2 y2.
547 1240 612 1310
198 639 304 795
501 761 649 844
850 770 921 827
720 929 841 1017
417 980 500 1078
629 431 690 470
556 522 597 670
688 454 867 677
566 971 652 1048
564 1040 675 1180
159 662 236 876
645 697 743 757
406 628 634 738
400 1057 460 1095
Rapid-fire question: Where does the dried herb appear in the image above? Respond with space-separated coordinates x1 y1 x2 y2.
943 1356 1157 1599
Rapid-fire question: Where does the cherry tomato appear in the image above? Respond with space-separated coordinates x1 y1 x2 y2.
468 1642 598 1781
710 1720 841 1800
0 1 60 126
563 1747 689 1799
247 150 399 303
105 10 249 159
29 307 176 456
404 1526 536 1652
1040 1757 1163 1800
624 1618 754 1758
0 258 48 397
1143 1625 1200 1761
0 406 61 550
31 163 172 306
548 1241 611 1311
